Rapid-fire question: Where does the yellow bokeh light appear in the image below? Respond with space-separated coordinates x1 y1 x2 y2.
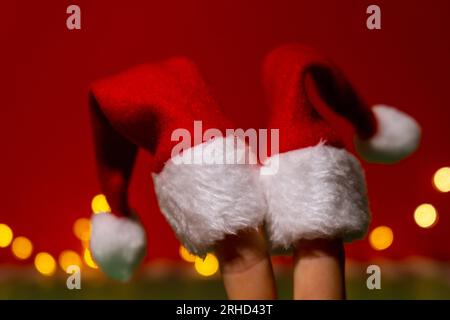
83 248 98 269
91 194 111 214
73 218 91 241
34 252 56 276
369 226 394 251
433 167 450 193
59 250 82 272
414 203 438 228
11 236 33 260
179 245 196 263
0 224 13 248
194 253 219 277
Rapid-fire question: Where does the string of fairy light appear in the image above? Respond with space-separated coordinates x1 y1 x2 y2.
0 194 219 277
368 167 450 251
0 196 105 277
0 166 449 275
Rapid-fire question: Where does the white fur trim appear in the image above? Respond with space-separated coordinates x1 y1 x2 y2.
153 135 266 257
260 144 370 252
355 105 421 163
90 213 146 281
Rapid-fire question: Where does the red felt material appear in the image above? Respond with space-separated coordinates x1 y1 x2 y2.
262 44 378 155
89 47 378 218
90 57 232 173
89 57 231 216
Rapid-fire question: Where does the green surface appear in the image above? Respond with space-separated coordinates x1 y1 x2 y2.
1 274 450 299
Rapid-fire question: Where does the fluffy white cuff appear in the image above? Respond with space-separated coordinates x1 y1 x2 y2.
355 105 421 164
153 135 266 257
90 213 147 281
260 144 370 252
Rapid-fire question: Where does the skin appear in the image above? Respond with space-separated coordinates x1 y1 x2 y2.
216 232 346 300
215 228 277 300
293 238 346 300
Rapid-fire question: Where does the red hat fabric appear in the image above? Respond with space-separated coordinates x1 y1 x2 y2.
260 44 421 252
90 57 233 173
262 44 421 162
88 57 265 280
87 46 421 278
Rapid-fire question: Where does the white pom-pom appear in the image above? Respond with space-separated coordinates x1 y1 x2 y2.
355 105 421 164
90 213 146 281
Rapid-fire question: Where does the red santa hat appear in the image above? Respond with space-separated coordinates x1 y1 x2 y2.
88 57 265 280
260 44 421 252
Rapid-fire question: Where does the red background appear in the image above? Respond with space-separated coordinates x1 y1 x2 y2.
1 0 450 263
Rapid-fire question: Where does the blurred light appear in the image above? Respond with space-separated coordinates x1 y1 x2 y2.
433 167 450 192
179 245 196 263
73 218 91 241
369 226 394 251
34 252 56 276
414 203 438 228
91 194 111 214
83 248 98 269
194 253 219 276
11 236 33 260
0 224 13 248
59 250 82 272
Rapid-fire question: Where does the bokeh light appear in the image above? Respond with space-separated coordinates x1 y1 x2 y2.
414 203 438 228
83 248 98 269
369 226 394 251
433 167 450 192
11 236 33 260
194 253 219 276
92 194 111 214
179 245 196 263
0 223 13 248
59 250 82 272
73 218 91 242
34 252 56 276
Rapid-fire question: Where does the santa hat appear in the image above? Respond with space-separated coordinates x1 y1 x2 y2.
88 57 265 280
260 44 421 252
